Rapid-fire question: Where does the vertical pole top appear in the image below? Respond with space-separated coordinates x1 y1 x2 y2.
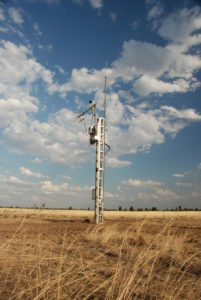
104 76 107 122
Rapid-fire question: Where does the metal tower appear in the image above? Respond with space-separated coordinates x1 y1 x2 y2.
76 77 109 224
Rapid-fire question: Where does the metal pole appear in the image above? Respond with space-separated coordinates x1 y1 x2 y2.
104 76 107 124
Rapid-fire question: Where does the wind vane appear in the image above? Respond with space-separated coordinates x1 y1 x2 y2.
76 76 110 224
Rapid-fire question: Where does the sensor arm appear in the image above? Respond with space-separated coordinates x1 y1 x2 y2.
104 143 110 155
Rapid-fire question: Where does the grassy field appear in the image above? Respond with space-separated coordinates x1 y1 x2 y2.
0 208 200 299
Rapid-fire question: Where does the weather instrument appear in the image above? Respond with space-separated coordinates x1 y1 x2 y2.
76 77 110 224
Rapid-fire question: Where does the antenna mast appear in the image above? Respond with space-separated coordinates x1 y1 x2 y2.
76 77 109 224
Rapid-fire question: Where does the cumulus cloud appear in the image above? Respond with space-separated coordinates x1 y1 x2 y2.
134 75 188 96
61 175 72 180
113 38 201 95
41 180 68 194
0 41 89 165
102 92 201 160
107 157 132 168
3 176 35 187
3 108 89 164
88 0 103 9
104 192 114 198
20 166 43 178
121 177 179 201
0 174 92 207
73 0 103 9
175 182 193 187
61 10 201 97
173 173 185 178
44 6 201 98
113 40 170 81
0 45 200 166
122 178 163 188
147 2 163 20
158 7 201 50
8 7 24 24
0 40 54 98
0 98 38 127
50 67 114 95
41 180 90 196
1 8 201 167
30 157 42 164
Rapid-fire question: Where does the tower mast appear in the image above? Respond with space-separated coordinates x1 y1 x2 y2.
76 77 109 224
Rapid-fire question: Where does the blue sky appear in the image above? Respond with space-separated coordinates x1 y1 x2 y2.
0 0 201 209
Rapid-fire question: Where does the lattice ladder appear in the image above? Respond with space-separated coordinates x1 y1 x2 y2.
95 117 105 224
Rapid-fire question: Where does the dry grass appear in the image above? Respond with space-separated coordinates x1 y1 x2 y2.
0 209 200 299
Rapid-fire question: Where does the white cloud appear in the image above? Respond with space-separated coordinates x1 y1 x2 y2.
107 157 132 168
0 26 8 32
8 7 24 25
55 65 65 74
30 157 42 164
49 7 201 98
122 178 163 188
0 98 38 127
50 67 114 95
3 108 89 165
121 178 179 201
0 23 24 38
33 22 42 35
113 37 201 96
0 41 89 165
0 43 89 166
161 106 201 121
113 40 171 80
105 95 201 160
198 163 201 170
109 11 117 22
0 23 201 168
173 173 185 178
61 175 72 180
1 56 200 167
147 2 163 20
158 7 201 50
104 192 115 198
175 182 193 187
20 166 43 178
88 0 103 9
118 90 135 103
0 174 91 207
0 41 54 95
5 176 34 187
41 180 67 194
134 75 188 96
41 180 90 196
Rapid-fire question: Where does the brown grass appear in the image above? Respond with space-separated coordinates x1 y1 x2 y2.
0 208 200 299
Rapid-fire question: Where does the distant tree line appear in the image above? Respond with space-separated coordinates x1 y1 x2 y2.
0 205 200 211
114 206 201 212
